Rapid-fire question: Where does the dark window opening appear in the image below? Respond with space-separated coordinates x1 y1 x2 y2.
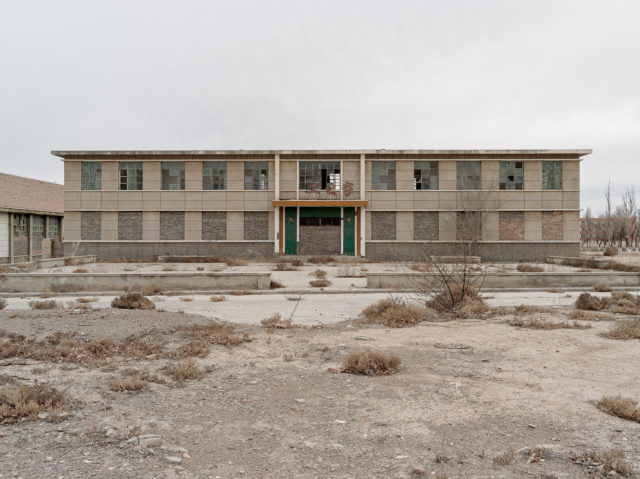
299 217 341 226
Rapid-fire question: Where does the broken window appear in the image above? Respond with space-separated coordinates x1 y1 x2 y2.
48 217 60 238
161 162 185 190
119 162 143 190
371 162 396 190
244 161 269 190
81 162 102 190
499 161 524 190
414 161 439 190
542 161 563 190
202 161 227 190
299 161 341 191
13 215 28 237
456 161 481 190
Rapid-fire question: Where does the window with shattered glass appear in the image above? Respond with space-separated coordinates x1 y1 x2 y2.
299 161 341 191
371 161 396 190
244 161 269 190
161 162 185 190
456 161 481 190
499 161 523 190
542 161 563 190
203 161 227 190
414 161 439 190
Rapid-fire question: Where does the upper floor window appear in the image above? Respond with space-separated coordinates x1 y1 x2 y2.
456 161 481 190
119 162 143 190
81 162 102 190
542 161 563 190
161 162 185 190
499 161 523 190
371 161 396 190
203 161 227 190
244 161 268 190
299 161 341 191
414 161 439 190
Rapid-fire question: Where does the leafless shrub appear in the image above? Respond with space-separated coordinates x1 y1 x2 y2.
275 262 295 271
230 290 251 296
604 246 618 256
309 279 332 288
605 319 640 339
196 266 204 271
361 298 426 327
210 295 226 302
595 395 640 422
514 304 553 314
261 313 294 329
310 269 327 278
0 265 10 273
142 284 163 296
606 260 640 272
161 266 175 272
76 297 98 303
0 298 7 310
108 375 147 392
570 449 632 477
225 257 248 267
308 256 334 265
73 268 88 273
29 299 59 310
341 350 401 375
291 259 304 267
539 473 558 479
164 359 207 382
178 321 251 347
569 310 610 321
111 292 155 310
593 282 612 292
0 378 68 424
427 285 488 317
509 318 591 330
43 288 53 298
522 446 548 463
270 279 285 289
575 293 612 311
179 297 194 302
434 454 451 463
517 264 544 272
492 448 515 465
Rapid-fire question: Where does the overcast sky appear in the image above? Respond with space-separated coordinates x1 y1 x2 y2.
1 0 638 214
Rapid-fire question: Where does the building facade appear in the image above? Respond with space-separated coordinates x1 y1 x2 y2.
53 149 589 261
0 173 64 264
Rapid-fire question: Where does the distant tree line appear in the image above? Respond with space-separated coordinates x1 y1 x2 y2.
581 183 638 248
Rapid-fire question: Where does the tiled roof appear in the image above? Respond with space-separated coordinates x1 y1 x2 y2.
0 173 64 215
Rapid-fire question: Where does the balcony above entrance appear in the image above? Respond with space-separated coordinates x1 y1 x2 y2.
272 200 368 207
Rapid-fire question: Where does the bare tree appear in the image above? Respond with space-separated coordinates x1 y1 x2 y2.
582 207 593 250
604 181 614 246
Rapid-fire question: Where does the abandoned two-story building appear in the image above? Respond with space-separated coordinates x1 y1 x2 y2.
53 149 589 261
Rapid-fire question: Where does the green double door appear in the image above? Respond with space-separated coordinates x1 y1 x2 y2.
284 206 356 256
343 207 356 256
284 207 297 255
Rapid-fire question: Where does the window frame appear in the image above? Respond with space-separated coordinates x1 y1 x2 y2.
244 161 269 190
299 161 341 191
371 161 396 191
542 161 563 190
499 161 524 190
161 161 185 190
48 217 60 238
414 161 439 190
81 161 102 191
119 161 143 191
202 161 227 190
456 161 481 190
13 214 28 237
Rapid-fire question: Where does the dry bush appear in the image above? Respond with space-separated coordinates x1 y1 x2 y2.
275 262 295 271
142 284 163 296
490 306 510 315
76 297 98 303
539 474 558 479
308 256 334 265
0 265 10 273
570 449 632 477
173 340 210 358
270 279 285 289
492 448 516 465
514 304 553 314
291 259 304 267
210 295 226 302
593 282 612 292
123 368 166 384
309 279 332 288
575 293 612 311
606 260 640 273
517 264 544 272
43 288 53 298
179 297 194 302
261 313 294 329
310 269 327 278
0 378 67 424
595 395 640 422
73 268 88 273
509 318 591 330
605 319 640 340
29 299 59 310
0 298 7 310
108 375 147 392
111 292 155 310
361 298 426 327
341 350 401 375
569 310 610 321
522 446 548 463
427 285 488 317
604 246 618 256
225 257 248 267
178 321 251 347
161 266 175 272
230 290 251 296
196 266 204 271
164 359 207 382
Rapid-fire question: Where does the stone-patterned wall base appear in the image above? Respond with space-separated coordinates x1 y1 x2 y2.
299 225 341 255
414 212 439 240
160 212 185 240
202 212 227 240
371 212 396 240
118 212 143 240
244 212 269 240
81 212 102 240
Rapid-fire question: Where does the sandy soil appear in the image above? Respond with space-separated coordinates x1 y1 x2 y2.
1 303 639 478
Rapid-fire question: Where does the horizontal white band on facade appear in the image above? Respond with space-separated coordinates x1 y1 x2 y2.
64 189 578 193
61 240 274 243
366 240 581 244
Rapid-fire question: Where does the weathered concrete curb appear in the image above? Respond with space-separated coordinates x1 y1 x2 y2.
0 272 271 293
366 272 640 289
36 255 96 269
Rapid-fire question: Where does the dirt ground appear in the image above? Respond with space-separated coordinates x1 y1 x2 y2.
1 300 639 478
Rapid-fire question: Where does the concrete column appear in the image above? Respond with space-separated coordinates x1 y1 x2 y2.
360 154 365 200
274 154 280 201
8 213 14 263
28 214 33 261
45 216 50 239
360 207 366 256
296 161 299 200
274 207 279 253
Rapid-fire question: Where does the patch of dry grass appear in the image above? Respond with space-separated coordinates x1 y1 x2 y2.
568 310 611 321
270 279 285 289
361 298 426 327
164 359 208 382
107 375 147 392
308 256 334 265
73 268 88 273
522 446 548 463
517 264 544 272
291 259 305 267
605 319 640 340
179 297 194 302
509 318 591 330
427 285 489 318
570 449 632 477
76 297 98 303
260 313 294 330
224 257 248 267
514 304 553 314
309 279 332 288
310 269 327 278
275 262 296 271
111 292 155 310
196 266 205 271
209 295 226 302
593 282 612 292
575 293 612 311
0 377 68 424
29 299 59 310
492 448 515 465
142 284 163 296
341 350 401 375
604 246 618 256
230 290 252 296
595 395 640 422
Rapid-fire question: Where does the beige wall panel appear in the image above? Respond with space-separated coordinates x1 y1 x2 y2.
438 191 457 209
102 161 118 190
118 191 143 211
396 161 414 190
245 200 270 210
142 192 161 210
143 212 160 241
524 161 542 190
413 199 439 210
63 212 80 240
499 191 525 210
144 162 161 190
365 210 371 240
244 191 270 202
160 191 185 211
226 191 244 202
64 161 81 191
524 211 542 241
202 191 227 210
185 191 203 210
184 212 202 240
396 211 413 241
563 161 580 190
227 162 244 190
542 190 563 210
226 212 244 240
457 190 486 210
439 211 456 241
365 161 372 191
397 200 414 210
342 160 361 196
563 191 580 209
563 210 580 241
439 161 456 190
397 191 413 202
267 160 275 191
280 190 297 200
524 191 542 209
101 191 119 210
482 161 499 190
482 211 499 241
185 161 203 191
227 201 244 210
101 212 117 241
65 191 81 211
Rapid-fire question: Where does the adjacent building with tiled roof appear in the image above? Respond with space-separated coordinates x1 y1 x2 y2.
0 173 64 263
